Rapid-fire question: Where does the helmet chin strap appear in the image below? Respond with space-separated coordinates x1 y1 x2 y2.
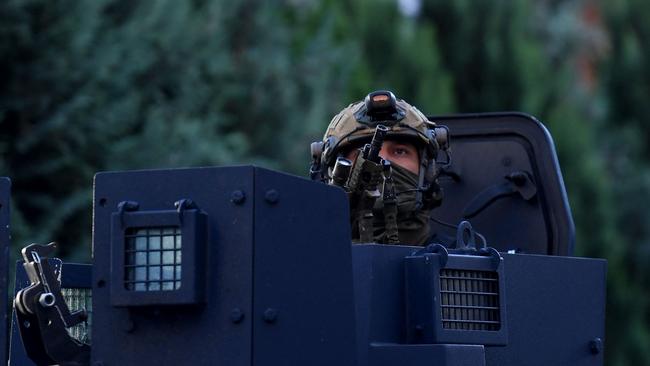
415 156 427 210
417 150 444 211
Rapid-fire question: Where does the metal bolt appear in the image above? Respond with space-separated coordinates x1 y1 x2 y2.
38 293 56 308
263 308 278 323
231 190 246 205
230 308 245 324
265 189 279 204
502 156 512 167
23 320 30 328
589 338 603 355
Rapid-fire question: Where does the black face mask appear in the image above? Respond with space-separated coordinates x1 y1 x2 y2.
350 163 431 246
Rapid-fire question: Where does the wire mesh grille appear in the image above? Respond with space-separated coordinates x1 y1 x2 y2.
62 287 92 344
125 227 182 291
439 269 500 331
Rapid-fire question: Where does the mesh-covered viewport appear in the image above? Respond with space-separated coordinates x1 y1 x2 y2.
124 227 182 291
62 287 92 344
439 269 500 331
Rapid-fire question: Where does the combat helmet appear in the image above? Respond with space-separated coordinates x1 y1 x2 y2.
310 90 450 210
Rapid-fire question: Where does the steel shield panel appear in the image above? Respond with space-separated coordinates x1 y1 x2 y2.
485 254 606 366
93 166 254 366
429 113 575 256
351 246 605 366
252 167 357 366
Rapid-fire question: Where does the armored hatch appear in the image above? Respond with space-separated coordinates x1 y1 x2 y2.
428 112 574 256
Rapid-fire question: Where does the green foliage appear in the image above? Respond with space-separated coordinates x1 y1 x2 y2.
1 0 346 258
599 0 650 363
341 0 454 112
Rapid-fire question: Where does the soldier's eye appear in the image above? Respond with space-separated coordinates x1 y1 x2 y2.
394 147 409 156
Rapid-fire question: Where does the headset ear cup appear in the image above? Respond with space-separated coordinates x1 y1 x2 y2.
309 141 324 181
424 129 439 159
322 136 338 166
434 126 450 150
311 141 323 160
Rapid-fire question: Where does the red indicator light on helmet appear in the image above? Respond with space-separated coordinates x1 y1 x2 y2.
372 94 390 103
356 90 405 126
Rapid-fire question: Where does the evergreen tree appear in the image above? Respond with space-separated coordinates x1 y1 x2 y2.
600 0 650 364
0 0 347 260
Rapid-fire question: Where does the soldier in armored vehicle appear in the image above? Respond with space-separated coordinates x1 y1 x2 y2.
310 90 450 246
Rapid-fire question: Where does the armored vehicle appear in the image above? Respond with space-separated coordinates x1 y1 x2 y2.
3 113 605 365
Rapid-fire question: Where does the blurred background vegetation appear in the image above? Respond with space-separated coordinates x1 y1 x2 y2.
1 0 649 364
